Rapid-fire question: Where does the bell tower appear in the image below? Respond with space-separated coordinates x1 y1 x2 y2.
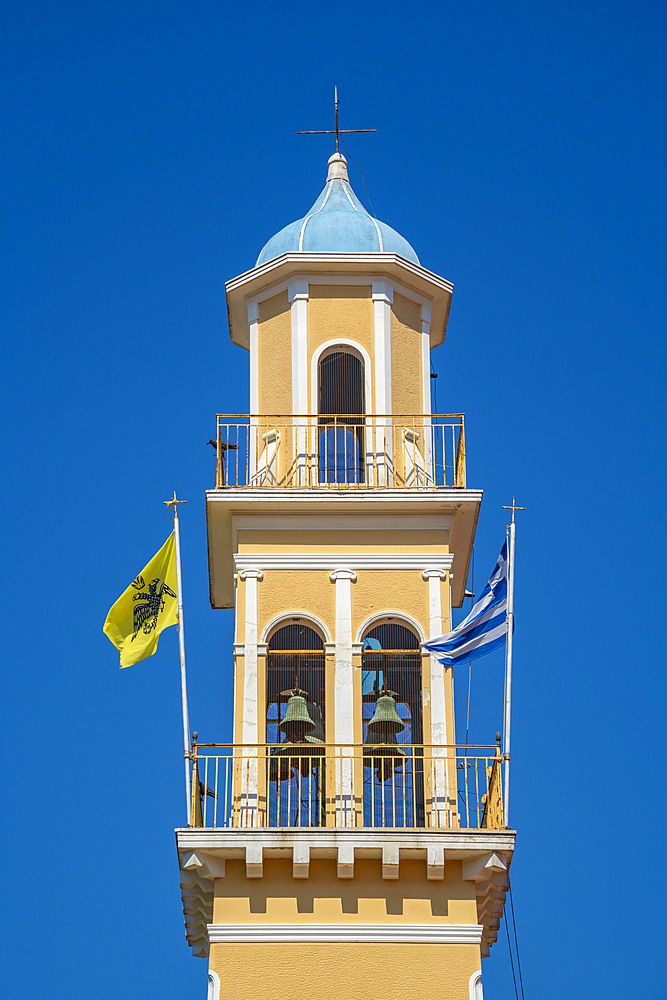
177 152 515 1000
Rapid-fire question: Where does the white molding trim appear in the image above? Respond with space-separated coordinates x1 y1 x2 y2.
235 553 453 573
260 611 332 644
331 569 355 818
310 338 373 417
355 610 428 645
247 301 259 417
207 923 483 945
373 279 393 420
469 970 483 1000
207 970 221 1000
288 279 309 419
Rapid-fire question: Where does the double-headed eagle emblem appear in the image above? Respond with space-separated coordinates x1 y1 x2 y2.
130 574 177 642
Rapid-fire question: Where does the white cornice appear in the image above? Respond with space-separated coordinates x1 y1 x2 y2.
207 923 483 945
225 253 453 351
208 488 483 509
234 553 454 572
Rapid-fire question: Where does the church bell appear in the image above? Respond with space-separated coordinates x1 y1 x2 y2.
270 690 324 781
364 691 407 780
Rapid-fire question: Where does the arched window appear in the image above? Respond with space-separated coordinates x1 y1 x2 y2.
361 622 425 828
265 623 326 827
318 350 365 484
266 623 325 744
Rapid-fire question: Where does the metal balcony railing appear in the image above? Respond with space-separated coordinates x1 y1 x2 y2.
212 414 466 489
189 741 502 831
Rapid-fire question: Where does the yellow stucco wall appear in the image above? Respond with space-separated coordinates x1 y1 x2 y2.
391 292 423 416
252 568 430 644
237 528 449 554
258 570 335 641
307 286 373 411
213 858 477 924
209 941 480 1000
258 290 291 415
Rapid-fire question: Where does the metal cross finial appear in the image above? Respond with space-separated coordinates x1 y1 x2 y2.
297 86 377 154
164 490 187 522
501 497 526 524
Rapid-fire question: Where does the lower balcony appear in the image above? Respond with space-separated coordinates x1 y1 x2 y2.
189 741 503 831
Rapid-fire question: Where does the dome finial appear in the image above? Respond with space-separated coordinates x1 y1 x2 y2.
327 152 348 182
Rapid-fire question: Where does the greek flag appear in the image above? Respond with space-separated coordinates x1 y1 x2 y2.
422 541 509 666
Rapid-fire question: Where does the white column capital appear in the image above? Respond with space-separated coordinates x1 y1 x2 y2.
239 568 263 581
422 568 448 581
288 278 309 302
247 300 259 323
372 278 393 303
330 568 357 583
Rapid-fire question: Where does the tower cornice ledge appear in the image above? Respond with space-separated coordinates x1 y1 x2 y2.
176 828 515 960
225 252 453 351
206 488 481 610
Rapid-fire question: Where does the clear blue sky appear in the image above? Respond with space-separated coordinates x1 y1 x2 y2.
2 2 665 997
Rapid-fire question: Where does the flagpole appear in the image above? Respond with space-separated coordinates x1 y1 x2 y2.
503 521 514 828
166 492 192 824
501 497 525 829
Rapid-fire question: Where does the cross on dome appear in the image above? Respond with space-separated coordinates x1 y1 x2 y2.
297 86 377 154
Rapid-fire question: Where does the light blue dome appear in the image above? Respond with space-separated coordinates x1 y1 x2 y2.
256 154 419 266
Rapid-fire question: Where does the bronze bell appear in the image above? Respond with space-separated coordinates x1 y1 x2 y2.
270 690 324 781
367 691 406 737
279 690 317 740
364 691 407 779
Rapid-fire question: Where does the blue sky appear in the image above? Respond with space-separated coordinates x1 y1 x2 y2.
1 2 665 997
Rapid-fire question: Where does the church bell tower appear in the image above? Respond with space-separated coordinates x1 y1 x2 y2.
177 150 516 1000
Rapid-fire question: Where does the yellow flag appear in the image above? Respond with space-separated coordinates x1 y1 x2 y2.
103 533 178 668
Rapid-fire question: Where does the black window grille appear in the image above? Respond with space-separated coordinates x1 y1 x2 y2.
362 623 425 827
266 624 326 826
318 350 365 484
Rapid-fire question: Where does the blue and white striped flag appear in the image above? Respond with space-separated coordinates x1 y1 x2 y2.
422 541 510 666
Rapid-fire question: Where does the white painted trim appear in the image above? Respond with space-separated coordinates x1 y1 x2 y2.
310 338 373 417
469 970 483 1000
207 970 221 1000
232 513 453 530
330 569 356 826
260 611 332 644
228 254 453 297
247 299 259 481
421 323 431 419
238 568 263 826
235 553 453 573
288 279 309 417
355 610 427 645
207 923 483 945
372 279 393 486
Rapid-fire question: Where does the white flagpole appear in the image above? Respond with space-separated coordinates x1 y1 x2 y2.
165 492 191 823
501 497 525 829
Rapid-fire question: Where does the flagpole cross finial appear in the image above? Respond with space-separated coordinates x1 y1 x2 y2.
501 496 526 524
164 491 188 522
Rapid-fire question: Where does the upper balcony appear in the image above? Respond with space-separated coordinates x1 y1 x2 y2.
212 413 466 490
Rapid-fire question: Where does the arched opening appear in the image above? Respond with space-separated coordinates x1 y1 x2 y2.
265 622 326 826
361 622 425 827
317 350 365 484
